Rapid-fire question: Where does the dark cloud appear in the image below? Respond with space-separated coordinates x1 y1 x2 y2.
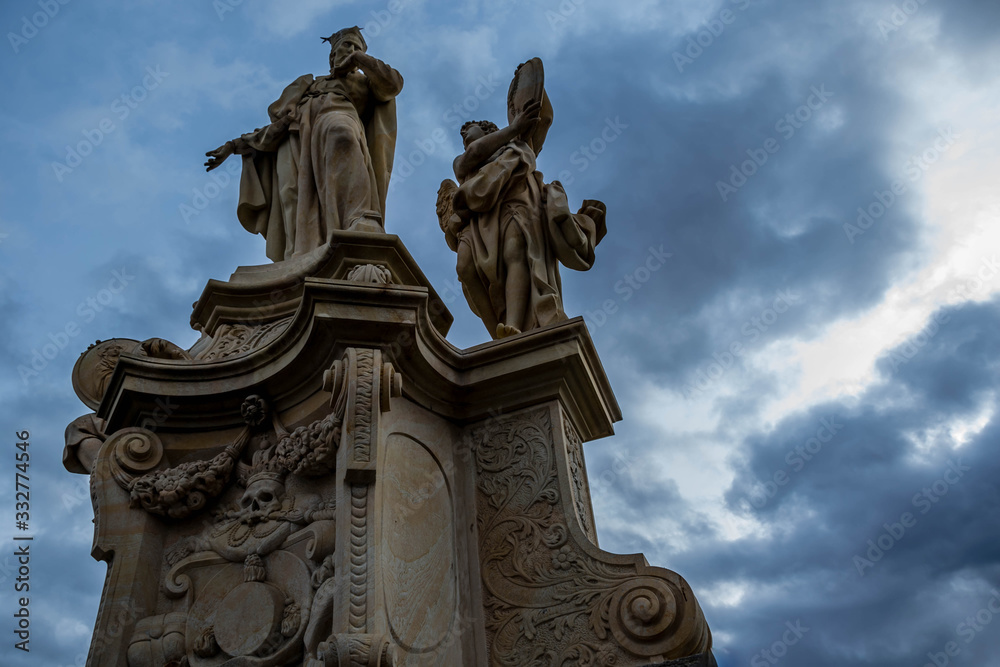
594 298 1000 665
2 0 998 665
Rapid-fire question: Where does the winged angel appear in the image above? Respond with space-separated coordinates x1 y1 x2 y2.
437 58 607 339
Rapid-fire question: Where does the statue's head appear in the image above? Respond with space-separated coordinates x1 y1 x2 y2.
323 26 367 73
460 120 500 148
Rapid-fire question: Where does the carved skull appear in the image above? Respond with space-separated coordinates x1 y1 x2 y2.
239 478 284 522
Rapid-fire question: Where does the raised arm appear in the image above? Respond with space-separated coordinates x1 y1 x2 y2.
454 100 542 181
353 52 403 102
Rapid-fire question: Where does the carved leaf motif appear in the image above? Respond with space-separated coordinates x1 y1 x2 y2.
346 263 393 284
274 410 341 476
129 437 247 519
564 418 597 543
129 396 342 519
352 349 375 463
200 316 293 361
472 408 706 665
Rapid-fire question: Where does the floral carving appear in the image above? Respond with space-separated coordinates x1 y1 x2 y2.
551 545 577 571
273 409 341 476
126 389 344 519
471 408 711 665
564 418 597 544
129 437 247 519
200 316 293 362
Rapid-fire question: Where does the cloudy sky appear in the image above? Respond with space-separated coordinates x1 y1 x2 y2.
1 0 999 665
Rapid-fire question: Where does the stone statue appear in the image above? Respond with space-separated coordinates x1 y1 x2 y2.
67 44 716 667
437 58 607 339
206 27 403 261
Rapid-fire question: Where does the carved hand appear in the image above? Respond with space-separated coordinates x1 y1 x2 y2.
511 99 543 139
351 51 387 75
204 142 234 171
332 51 361 78
205 136 255 170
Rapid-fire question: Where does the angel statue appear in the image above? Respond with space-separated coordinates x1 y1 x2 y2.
205 27 402 262
437 58 607 340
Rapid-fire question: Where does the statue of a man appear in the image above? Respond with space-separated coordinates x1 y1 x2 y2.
206 27 403 261
437 58 606 339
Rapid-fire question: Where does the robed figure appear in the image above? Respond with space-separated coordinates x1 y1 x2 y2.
437 58 607 339
206 27 402 261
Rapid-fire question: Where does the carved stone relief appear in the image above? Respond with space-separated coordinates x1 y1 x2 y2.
346 263 393 285
471 408 711 666
199 316 294 362
125 398 342 665
563 417 598 546
111 346 404 667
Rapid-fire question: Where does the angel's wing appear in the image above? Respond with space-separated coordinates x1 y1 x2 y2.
436 179 460 252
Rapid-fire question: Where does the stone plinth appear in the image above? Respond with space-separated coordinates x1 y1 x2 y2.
69 233 713 666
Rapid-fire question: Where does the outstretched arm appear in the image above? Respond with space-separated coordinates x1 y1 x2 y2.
204 111 295 171
454 100 542 181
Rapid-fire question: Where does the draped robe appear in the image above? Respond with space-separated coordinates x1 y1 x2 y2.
236 66 400 261
453 139 605 332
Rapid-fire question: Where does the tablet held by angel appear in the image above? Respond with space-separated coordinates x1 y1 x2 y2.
437 58 607 339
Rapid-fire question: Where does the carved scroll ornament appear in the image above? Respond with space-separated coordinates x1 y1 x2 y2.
472 409 711 665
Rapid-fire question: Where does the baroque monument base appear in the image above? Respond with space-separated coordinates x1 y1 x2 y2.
68 233 713 666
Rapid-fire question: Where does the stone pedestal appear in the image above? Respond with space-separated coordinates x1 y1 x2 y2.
69 232 713 666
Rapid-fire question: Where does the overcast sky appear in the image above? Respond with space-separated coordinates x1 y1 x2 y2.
1 1 999 665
